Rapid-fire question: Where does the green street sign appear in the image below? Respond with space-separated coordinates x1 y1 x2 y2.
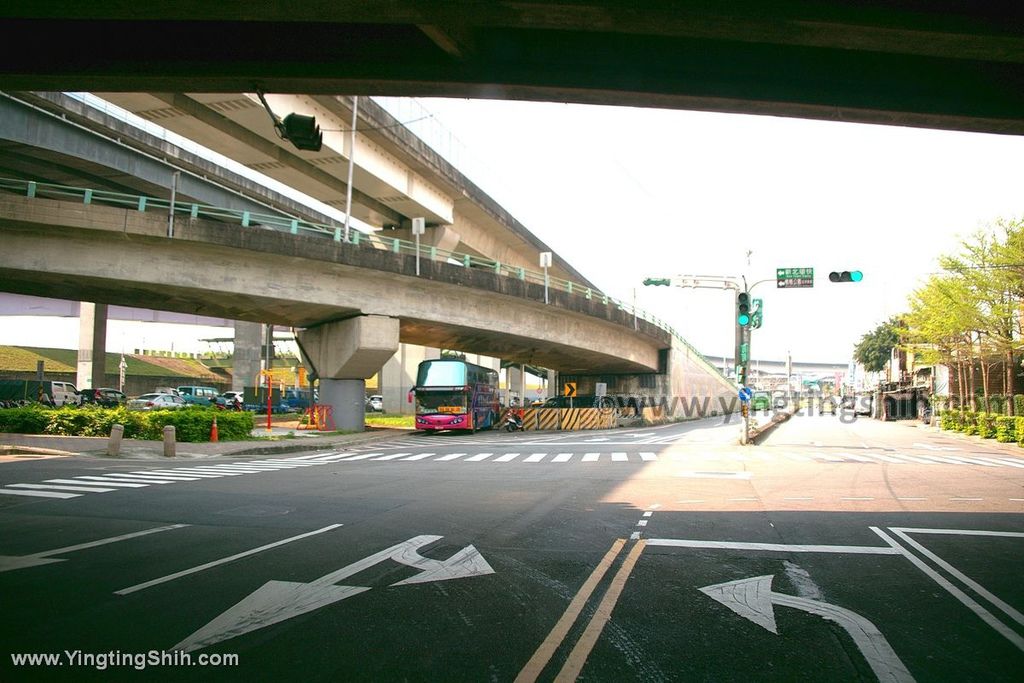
776 267 814 288
740 343 749 362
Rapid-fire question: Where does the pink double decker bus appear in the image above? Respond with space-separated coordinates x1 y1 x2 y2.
413 359 500 432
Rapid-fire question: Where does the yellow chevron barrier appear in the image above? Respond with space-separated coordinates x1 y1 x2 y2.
497 408 613 431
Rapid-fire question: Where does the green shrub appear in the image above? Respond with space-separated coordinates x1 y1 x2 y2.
995 416 1016 443
1017 417 1024 447
962 411 978 435
987 395 1003 417
140 408 252 442
46 406 97 436
0 406 50 434
1015 395 1024 417
976 412 996 439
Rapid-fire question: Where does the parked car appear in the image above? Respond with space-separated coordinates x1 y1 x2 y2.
80 388 127 407
128 393 187 410
176 386 219 406
366 395 383 412
50 381 81 407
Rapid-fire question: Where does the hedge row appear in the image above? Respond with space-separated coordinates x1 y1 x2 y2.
936 395 1024 415
0 405 253 442
940 409 1024 446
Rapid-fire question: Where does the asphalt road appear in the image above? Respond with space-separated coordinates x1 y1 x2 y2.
1 412 1021 681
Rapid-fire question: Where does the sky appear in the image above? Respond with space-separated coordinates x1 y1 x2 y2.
3 95 1023 365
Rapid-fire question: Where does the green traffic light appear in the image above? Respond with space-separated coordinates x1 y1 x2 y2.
850 270 863 282
738 313 751 326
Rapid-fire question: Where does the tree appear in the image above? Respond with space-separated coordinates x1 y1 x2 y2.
854 318 900 373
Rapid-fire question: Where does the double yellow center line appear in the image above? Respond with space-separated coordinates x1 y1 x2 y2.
515 538 647 682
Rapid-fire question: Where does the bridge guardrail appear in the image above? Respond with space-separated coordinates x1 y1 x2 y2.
0 176 731 385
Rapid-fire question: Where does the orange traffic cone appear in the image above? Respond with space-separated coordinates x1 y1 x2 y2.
210 417 219 443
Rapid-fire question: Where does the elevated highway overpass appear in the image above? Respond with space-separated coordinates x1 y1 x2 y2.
0 2 1021 135
0 180 735 427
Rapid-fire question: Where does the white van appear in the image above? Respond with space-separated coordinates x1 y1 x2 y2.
50 381 80 406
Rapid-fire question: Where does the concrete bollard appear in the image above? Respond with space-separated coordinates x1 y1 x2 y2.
163 425 176 458
107 423 124 457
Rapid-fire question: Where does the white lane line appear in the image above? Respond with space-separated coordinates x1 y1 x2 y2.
639 452 658 461
887 453 936 464
9 483 116 493
553 453 573 462
992 458 1024 468
637 520 648 527
978 457 1024 469
495 453 521 462
896 497 927 501
128 472 202 481
95 474 176 484
943 456 999 468
729 497 757 502
75 475 162 486
434 453 467 461
168 469 241 476
913 454 964 465
870 527 1024 652
47 479 146 489
17 524 189 560
525 453 547 463
203 465 275 472
402 453 437 461
891 527 1024 538
115 523 343 596
868 453 912 464
889 528 1024 628
677 499 705 504
465 453 493 462
611 452 628 462
373 453 412 461
840 497 875 501
629 531 642 540
783 497 814 501
582 452 600 462
647 538 899 554
836 452 873 463
329 453 383 461
783 453 812 462
144 470 224 479
642 511 654 517
0 488 81 499
950 497 983 502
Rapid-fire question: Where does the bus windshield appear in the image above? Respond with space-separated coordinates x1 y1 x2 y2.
416 392 467 415
416 360 468 387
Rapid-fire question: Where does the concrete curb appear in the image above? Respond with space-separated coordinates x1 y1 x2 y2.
749 408 799 444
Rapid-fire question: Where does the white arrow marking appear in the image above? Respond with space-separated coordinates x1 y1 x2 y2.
700 575 914 683
173 535 494 652
0 524 189 573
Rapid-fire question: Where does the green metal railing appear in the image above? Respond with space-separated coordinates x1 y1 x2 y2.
0 177 732 384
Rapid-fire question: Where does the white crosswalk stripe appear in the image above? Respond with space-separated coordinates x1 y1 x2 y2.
495 453 520 462
402 453 436 461
553 453 573 462
434 453 467 461
9 483 116 493
525 453 547 463
582 452 600 462
611 452 628 462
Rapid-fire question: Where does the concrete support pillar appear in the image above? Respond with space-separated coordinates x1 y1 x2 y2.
429 225 461 259
297 315 400 430
321 379 368 431
76 302 107 390
547 369 558 399
233 321 263 392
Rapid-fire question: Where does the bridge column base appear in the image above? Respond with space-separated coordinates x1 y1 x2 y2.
76 302 107 391
320 379 367 431
297 315 400 431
